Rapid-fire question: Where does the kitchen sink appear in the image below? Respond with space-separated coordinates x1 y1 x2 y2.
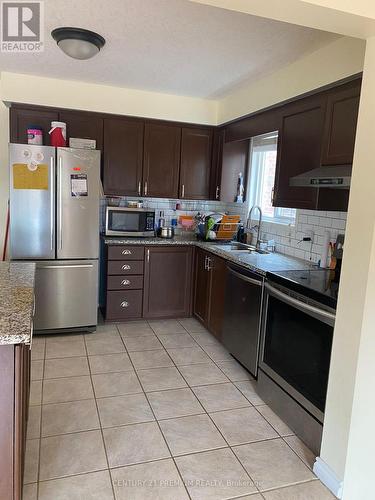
214 242 269 255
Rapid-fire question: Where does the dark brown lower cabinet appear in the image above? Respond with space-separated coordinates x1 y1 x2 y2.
0 343 30 500
193 248 227 340
143 246 193 319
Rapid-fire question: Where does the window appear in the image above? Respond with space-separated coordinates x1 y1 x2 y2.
248 132 296 224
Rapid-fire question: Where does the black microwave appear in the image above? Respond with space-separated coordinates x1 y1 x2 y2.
105 207 155 237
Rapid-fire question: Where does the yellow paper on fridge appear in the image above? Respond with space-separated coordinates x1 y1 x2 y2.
13 163 49 190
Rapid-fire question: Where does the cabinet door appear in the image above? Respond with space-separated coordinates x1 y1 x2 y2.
220 140 250 203
103 117 144 196
321 81 361 166
59 111 104 151
180 127 213 200
10 107 59 145
193 248 210 325
143 246 193 319
207 255 227 340
143 123 181 198
274 94 326 209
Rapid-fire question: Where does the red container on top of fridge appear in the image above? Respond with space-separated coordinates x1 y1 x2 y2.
49 121 66 147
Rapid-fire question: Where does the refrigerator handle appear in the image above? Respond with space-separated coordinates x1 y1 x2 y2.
58 155 63 250
50 156 54 251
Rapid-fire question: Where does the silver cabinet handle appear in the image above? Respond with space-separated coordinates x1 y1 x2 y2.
181 184 185 198
215 185 220 200
50 156 54 251
204 255 208 270
120 301 129 308
121 279 130 286
146 249 150 263
122 264 131 270
58 156 63 250
206 257 212 271
228 266 262 286
138 181 141 196
122 249 131 255
144 181 148 196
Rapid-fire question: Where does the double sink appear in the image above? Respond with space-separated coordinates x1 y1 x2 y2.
214 242 269 255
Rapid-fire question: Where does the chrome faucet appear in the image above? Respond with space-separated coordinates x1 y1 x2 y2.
246 205 263 249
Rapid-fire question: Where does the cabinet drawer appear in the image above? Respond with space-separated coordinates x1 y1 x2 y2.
108 246 144 260
106 290 143 320
107 260 144 275
107 275 144 290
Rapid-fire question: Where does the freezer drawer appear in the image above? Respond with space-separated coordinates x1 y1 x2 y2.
34 260 98 332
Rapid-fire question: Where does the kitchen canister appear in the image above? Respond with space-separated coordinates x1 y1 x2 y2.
49 121 67 147
27 125 43 145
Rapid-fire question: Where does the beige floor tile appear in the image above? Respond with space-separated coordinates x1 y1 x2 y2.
201 344 233 362
193 383 250 412
39 430 107 480
117 321 154 337
27 405 41 439
95 323 119 333
167 346 211 365
160 413 226 456
22 482 37 500
31 360 44 380
85 330 120 341
175 448 257 500
216 360 254 382
104 421 170 468
111 459 189 500
45 340 86 359
38 470 114 500
149 319 186 335
23 439 39 484
233 438 314 492
45 333 84 343
43 375 94 404
262 480 335 499
123 335 163 352
284 435 317 469
137 366 187 392
129 349 174 369
85 334 125 356
29 380 42 406
148 388 204 420
178 363 229 386
178 317 207 333
89 353 133 374
92 371 142 398
41 399 100 437
210 407 278 445
158 332 197 349
235 380 265 405
190 331 221 346
97 393 154 428
31 342 45 360
257 405 294 436
44 356 89 379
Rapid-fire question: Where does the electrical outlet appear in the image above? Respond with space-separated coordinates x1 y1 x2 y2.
305 229 314 242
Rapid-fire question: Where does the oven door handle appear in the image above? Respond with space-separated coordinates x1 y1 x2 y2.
228 266 263 287
265 282 336 324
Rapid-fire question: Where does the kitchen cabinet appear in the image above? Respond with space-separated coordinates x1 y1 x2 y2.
59 110 104 151
143 246 193 319
180 127 213 200
193 248 227 339
103 117 144 196
10 106 59 145
143 123 181 198
220 139 250 203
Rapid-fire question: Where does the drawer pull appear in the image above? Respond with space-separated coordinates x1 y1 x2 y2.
120 301 129 308
122 250 131 255
122 264 131 270
121 279 130 286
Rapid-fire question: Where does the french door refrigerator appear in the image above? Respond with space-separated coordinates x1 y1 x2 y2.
9 144 100 333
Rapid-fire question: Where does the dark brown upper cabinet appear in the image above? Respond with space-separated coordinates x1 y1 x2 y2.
59 110 104 151
180 127 213 200
220 139 250 203
321 80 361 166
143 122 181 198
273 93 327 209
10 106 59 145
103 117 144 197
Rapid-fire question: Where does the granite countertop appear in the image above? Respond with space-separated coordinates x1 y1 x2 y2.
103 236 314 275
0 262 35 345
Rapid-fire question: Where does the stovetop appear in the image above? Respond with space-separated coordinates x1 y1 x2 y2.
266 268 340 309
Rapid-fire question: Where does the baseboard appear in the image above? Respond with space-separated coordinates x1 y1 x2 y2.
313 457 343 498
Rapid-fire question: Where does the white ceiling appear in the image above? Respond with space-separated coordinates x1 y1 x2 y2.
0 0 338 99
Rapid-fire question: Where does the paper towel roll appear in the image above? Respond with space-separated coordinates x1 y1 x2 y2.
320 231 331 268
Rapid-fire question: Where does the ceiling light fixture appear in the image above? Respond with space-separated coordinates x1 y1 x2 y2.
51 27 105 60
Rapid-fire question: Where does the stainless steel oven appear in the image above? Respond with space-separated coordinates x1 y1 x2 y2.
105 207 155 237
259 280 335 424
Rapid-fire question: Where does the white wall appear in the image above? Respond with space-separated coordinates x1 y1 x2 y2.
0 76 9 257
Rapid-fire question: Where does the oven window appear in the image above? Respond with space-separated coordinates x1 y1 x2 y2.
110 212 141 232
264 296 333 412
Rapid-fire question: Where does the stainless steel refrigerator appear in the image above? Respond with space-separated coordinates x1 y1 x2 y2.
9 144 100 333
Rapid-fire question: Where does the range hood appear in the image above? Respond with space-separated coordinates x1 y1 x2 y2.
290 165 351 189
